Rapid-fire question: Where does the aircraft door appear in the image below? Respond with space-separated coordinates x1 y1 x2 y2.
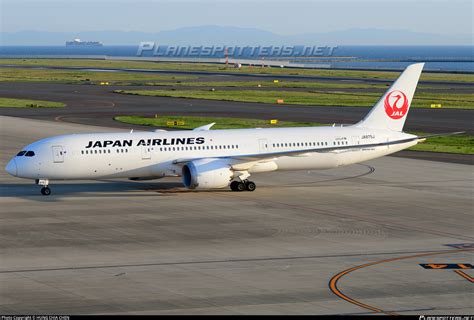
52 146 64 163
259 139 269 153
351 136 360 146
142 146 151 160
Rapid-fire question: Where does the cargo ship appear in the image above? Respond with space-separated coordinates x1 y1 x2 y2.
66 38 103 47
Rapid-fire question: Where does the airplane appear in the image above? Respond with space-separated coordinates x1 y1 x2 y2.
4 63 459 195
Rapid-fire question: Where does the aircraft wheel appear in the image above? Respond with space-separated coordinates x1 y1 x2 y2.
246 181 256 192
230 181 240 191
236 182 246 192
41 187 51 196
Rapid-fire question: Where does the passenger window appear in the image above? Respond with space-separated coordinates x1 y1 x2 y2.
25 151 35 157
17 151 27 156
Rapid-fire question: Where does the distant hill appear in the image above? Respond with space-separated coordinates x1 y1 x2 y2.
1 25 471 45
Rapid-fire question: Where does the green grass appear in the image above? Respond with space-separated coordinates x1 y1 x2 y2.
115 89 474 109
408 133 473 154
0 67 382 88
0 67 195 84
0 66 455 92
1 58 473 82
0 97 65 108
147 80 387 90
114 115 323 130
114 115 473 154
137 80 447 91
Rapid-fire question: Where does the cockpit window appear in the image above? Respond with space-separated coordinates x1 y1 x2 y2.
25 151 35 157
16 151 27 156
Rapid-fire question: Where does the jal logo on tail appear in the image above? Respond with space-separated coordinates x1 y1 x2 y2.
384 90 408 119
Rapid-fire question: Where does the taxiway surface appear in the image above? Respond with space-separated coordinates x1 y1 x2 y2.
0 116 472 314
0 82 472 135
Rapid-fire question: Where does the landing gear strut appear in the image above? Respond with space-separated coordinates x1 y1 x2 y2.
230 180 256 192
36 179 51 196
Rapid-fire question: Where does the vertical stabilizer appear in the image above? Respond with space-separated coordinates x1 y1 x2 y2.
356 63 424 131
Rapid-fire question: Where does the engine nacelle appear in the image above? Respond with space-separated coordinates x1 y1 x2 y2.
182 158 233 189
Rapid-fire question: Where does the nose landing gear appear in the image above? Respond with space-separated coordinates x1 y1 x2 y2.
36 179 51 196
40 187 51 195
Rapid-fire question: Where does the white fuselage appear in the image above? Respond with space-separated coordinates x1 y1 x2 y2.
7 125 417 182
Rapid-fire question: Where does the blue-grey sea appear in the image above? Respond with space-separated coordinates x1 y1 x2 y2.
0 45 472 72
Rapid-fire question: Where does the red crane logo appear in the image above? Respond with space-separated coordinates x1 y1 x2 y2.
384 90 408 119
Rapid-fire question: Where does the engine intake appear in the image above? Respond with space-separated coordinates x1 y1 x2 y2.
182 159 233 189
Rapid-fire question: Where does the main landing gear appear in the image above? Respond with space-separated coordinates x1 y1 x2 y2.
230 180 256 192
36 179 51 196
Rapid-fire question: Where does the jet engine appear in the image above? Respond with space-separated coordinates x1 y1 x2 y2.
182 158 233 189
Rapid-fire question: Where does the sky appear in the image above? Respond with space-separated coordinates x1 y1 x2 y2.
1 0 472 39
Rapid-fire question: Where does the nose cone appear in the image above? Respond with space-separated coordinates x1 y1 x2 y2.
5 158 17 176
